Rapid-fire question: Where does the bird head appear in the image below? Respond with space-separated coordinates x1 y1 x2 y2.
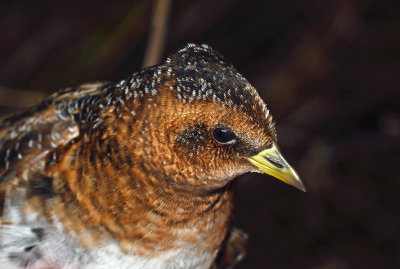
95 43 305 193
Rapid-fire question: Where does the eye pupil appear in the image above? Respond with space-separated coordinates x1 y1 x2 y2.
212 126 237 144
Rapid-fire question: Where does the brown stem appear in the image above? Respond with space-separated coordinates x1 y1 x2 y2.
142 0 172 68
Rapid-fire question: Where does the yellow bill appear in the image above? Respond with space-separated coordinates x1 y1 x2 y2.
248 142 306 192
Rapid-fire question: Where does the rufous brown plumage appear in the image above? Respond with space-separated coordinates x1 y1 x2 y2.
0 43 305 269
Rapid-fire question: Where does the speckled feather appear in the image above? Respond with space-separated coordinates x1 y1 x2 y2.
0 44 276 269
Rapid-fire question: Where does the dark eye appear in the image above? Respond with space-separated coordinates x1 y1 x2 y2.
212 125 237 144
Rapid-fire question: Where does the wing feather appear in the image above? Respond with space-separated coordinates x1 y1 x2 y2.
0 82 106 185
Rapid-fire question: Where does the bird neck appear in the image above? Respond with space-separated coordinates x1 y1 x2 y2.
46 139 235 257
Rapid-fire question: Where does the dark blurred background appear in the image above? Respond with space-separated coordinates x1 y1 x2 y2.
0 0 399 268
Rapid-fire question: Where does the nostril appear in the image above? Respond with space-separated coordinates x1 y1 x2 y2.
263 156 284 169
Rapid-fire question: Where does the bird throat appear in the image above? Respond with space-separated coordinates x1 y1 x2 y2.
43 139 235 258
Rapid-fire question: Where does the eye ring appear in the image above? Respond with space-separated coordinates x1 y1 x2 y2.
211 125 237 145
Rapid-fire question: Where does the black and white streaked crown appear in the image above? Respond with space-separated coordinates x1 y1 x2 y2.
162 43 272 122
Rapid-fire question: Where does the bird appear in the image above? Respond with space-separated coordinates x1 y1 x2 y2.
0 43 305 269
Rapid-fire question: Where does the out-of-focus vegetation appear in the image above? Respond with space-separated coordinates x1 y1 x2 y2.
0 0 399 268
